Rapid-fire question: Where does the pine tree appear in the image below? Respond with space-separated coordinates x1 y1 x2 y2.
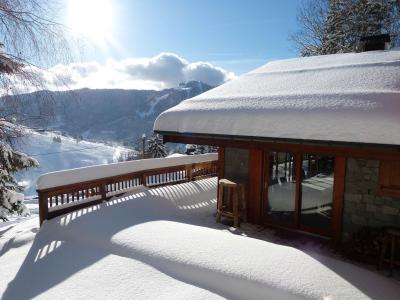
322 0 344 54
0 128 38 221
146 134 168 158
292 0 400 56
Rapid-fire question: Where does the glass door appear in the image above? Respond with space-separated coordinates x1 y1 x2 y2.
263 151 336 237
300 155 335 234
263 151 296 226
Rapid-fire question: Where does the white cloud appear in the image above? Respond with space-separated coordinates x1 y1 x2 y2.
16 52 236 92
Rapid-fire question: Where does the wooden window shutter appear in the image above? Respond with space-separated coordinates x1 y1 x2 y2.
378 160 400 197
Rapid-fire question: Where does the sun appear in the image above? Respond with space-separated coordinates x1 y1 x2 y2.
67 0 114 44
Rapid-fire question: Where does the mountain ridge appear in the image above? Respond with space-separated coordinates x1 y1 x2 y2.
4 81 213 147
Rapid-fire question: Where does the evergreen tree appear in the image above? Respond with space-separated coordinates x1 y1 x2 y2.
146 134 168 158
292 0 400 56
0 126 38 220
322 0 349 54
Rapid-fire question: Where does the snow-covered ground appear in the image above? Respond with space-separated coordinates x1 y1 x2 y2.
14 130 133 196
1 178 399 300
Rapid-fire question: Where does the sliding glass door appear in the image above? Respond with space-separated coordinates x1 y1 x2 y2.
263 151 336 236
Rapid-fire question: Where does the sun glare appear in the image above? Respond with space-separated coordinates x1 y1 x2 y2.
68 0 114 44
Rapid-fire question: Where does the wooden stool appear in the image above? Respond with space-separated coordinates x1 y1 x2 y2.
216 179 246 228
379 228 400 276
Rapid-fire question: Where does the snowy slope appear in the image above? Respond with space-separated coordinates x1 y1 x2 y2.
15 131 133 196
1 178 399 300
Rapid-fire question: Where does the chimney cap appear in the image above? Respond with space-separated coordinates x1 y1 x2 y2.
360 34 391 52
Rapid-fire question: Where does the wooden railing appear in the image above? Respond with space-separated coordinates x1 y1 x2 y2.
37 160 218 225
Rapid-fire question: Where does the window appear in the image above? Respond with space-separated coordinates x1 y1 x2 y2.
378 160 400 197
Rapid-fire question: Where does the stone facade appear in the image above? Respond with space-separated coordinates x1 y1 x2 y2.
342 159 400 240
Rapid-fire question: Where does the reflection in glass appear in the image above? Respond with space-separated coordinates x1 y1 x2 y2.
300 155 334 230
265 152 296 223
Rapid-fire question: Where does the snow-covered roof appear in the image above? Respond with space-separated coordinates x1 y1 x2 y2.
154 49 400 146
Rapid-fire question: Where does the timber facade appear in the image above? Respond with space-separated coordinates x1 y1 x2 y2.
160 133 400 245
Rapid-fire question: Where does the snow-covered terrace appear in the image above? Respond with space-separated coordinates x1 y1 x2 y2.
36 153 218 224
1 177 400 299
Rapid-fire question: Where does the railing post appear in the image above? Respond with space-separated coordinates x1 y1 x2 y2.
99 182 107 199
186 164 193 181
38 191 49 226
142 173 147 187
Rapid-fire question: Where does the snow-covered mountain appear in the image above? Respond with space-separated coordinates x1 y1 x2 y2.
15 130 133 196
9 81 213 145
3 81 212 196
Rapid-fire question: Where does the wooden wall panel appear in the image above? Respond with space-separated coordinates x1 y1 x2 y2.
247 149 263 223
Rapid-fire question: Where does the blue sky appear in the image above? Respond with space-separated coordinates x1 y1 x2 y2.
40 0 302 91
93 0 301 74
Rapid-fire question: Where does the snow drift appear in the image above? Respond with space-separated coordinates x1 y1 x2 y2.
1 178 399 299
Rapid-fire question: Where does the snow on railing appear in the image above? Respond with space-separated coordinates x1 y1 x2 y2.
37 153 218 225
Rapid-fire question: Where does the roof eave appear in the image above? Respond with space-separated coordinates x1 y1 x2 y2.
155 130 400 152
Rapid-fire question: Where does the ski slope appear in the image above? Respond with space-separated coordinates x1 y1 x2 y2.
15 131 133 196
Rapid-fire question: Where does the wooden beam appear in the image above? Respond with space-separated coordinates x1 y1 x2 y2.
163 134 400 160
332 157 346 246
294 153 302 228
247 149 263 223
217 146 225 219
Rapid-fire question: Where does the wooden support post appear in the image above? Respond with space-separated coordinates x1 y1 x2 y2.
38 192 49 226
294 153 302 228
217 185 224 223
99 183 107 199
284 153 288 179
233 186 239 227
142 173 147 187
247 149 263 223
332 157 346 247
186 164 193 181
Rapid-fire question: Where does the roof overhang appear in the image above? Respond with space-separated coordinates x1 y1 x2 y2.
155 130 400 160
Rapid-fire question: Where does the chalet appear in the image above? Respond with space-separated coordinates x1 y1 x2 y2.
154 48 400 244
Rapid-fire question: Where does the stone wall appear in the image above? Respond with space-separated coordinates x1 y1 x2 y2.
342 159 400 240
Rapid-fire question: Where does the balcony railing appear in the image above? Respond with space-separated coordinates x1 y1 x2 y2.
37 154 218 225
